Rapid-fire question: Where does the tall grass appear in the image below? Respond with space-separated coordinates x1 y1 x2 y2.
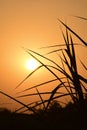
0 16 87 113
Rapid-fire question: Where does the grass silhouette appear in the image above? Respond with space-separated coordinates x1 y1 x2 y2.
0 16 87 130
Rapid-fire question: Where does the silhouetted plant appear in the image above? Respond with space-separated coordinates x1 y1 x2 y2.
0 16 87 114
14 17 87 113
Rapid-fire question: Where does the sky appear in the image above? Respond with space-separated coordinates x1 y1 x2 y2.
0 0 87 110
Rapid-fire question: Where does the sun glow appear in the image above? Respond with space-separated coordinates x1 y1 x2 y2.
26 59 39 71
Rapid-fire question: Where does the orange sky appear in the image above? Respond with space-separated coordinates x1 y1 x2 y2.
0 0 87 110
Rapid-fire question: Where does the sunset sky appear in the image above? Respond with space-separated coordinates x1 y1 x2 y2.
0 0 87 110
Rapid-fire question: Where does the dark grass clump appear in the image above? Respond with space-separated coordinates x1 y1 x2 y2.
14 16 87 112
0 100 87 130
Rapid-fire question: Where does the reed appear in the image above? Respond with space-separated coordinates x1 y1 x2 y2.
0 16 87 114
17 16 87 112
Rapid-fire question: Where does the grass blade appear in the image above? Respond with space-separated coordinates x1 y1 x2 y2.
15 65 43 89
17 78 58 93
58 19 87 46
36 88 46 109
0 90 35 113
73 15 87 20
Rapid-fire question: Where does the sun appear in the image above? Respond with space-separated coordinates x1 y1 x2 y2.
26 58 39 71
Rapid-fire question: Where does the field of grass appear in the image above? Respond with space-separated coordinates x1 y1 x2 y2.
0 16 87 130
